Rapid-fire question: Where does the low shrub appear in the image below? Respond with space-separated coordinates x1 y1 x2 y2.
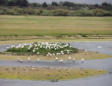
7 42 78 56
0 6 112 16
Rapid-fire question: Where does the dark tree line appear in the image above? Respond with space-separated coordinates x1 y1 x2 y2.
0 0 28 6
0 0 112 8
0 0 112 16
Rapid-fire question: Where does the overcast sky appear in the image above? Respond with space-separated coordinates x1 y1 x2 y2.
28 0 112 4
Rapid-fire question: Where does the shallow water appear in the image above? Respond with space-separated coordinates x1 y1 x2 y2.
70 41 112 55
0 42 112 86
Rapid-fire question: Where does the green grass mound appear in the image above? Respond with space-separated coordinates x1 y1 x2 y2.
7 42 78 56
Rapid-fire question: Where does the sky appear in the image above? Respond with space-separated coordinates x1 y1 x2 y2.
28 0 112 4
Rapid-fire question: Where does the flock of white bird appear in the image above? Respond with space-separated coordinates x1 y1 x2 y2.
7 42 74 56
16 56 85 64
16 45 103 66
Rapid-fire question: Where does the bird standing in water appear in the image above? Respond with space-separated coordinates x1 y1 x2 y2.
81 58 85 63
17 57 23 63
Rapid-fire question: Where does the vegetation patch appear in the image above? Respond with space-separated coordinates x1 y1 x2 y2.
6 42 78 56
0 66 107 81
0 16 112 37
0 0 112 16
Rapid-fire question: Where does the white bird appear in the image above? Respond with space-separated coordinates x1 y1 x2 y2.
81 58 85 63
17 57 23 63
68 56 72 60
56 57 58 60
97 46 102 49
59 59 64 63
31 66 36 70
55 57 59 62
31 68 35 70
